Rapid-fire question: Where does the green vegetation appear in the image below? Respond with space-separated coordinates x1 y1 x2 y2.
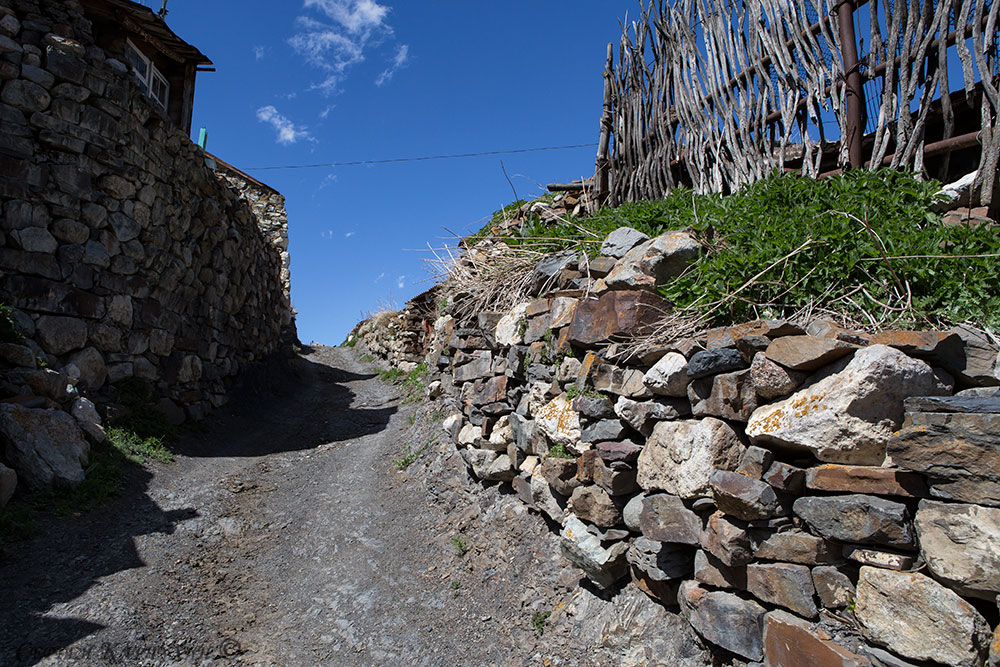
359 354 374 362
393 440 431 470
0 303 23 344
565 385 602 401
106 427 173 465
531 610 551 635
341 335 358 347
450 579 462 597
481 171 999 329
378 363 430 404
450 534 469 556
547 443 575 459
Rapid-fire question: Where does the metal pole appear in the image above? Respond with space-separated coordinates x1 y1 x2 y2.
595 42 614 208
836 0 864 169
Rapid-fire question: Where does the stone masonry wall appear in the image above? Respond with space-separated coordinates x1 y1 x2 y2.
0 0 290 421
357 225 1000 667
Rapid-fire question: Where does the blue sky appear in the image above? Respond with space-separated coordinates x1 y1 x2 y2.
154 1 634 344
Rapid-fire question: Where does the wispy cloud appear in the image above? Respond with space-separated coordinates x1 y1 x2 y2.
319 105 336 119
345 231 356 238
289 0 396 94
374 272 386 283
321 230 335 239
396 275 405 289
253 45 267 61
375 43 409 86
256 105 313 145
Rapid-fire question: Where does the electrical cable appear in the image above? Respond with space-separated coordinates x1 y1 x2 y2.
242 143 598 171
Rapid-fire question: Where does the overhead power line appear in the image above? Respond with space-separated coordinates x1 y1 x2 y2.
243 143 598 171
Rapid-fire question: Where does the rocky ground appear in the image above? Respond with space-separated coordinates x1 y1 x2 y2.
0 345 710 667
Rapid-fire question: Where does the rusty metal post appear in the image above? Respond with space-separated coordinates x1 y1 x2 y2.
836 0 864 169
594 42 614 208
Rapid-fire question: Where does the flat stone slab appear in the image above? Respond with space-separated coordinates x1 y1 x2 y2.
567 290 669 347
763 335 857 371
915 499 1000 599
747 562 818 618
793 494 914 547
763 610 871 667
639 494 702 545
805 464 928 497
855 566 992 667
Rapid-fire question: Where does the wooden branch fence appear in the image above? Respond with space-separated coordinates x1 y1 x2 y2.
594 0 1000 207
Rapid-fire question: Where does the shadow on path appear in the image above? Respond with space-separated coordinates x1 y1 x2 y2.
0 347 395 665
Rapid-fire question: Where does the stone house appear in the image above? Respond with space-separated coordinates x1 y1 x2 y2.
0 0 293 422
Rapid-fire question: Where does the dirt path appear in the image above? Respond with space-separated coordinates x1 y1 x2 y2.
0 346 708 667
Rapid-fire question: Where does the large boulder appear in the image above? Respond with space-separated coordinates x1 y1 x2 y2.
746 345 950 465
637 418 745 499
677 580 766 661
915 499 1000 599
0 404 90 489
567 290 669 347
604 231 700 290
855 566 991 667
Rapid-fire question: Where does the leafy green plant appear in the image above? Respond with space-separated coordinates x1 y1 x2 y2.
547 443 575 459
341 335 358 348
360 354 374 362
393 440 431 470
378 368 406 383
450 579 462 597
531 611 551 635
485 171 1000 329
450 534 469 556
106 426 173 465
0 303 24 344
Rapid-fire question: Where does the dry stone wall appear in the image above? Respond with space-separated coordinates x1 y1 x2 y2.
357 226 1000 666
0 0 291 416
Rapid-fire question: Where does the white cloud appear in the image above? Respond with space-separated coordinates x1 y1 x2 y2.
304 0 389 33
253 45 266 61
256 105 313 145
290 1 397 95
375 43 409 86
345 231 356 238
321 230 335 239
319 105 336 119
374 272 386 283
396 275 405 289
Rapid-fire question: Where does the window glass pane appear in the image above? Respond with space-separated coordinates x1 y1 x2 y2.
126 42 147 79
151 69 169 108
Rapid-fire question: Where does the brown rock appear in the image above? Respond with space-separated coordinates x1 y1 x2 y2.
762 461 806 495
694 549 747 589
763 610 871 667
639 494 702 545
688 369 758 421
595 439 643 464
805 464 927 497
710 470 787 521
541 457 579 496
592 458 637 496
747 562 818 617
701 511 753 567
567 290 669 347
764 335 858 371
576 449 598 483
754 530 841 565
812 565 856 609
749 352 807 400
568 485 622 528
468 375 507 406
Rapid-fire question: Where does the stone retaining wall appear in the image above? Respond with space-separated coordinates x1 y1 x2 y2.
0 0 291 418
357 227 1000 666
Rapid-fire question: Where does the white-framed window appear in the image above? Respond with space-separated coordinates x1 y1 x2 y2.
125 39 169 110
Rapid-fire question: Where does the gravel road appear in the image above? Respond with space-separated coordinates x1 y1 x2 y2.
0 346 709 667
